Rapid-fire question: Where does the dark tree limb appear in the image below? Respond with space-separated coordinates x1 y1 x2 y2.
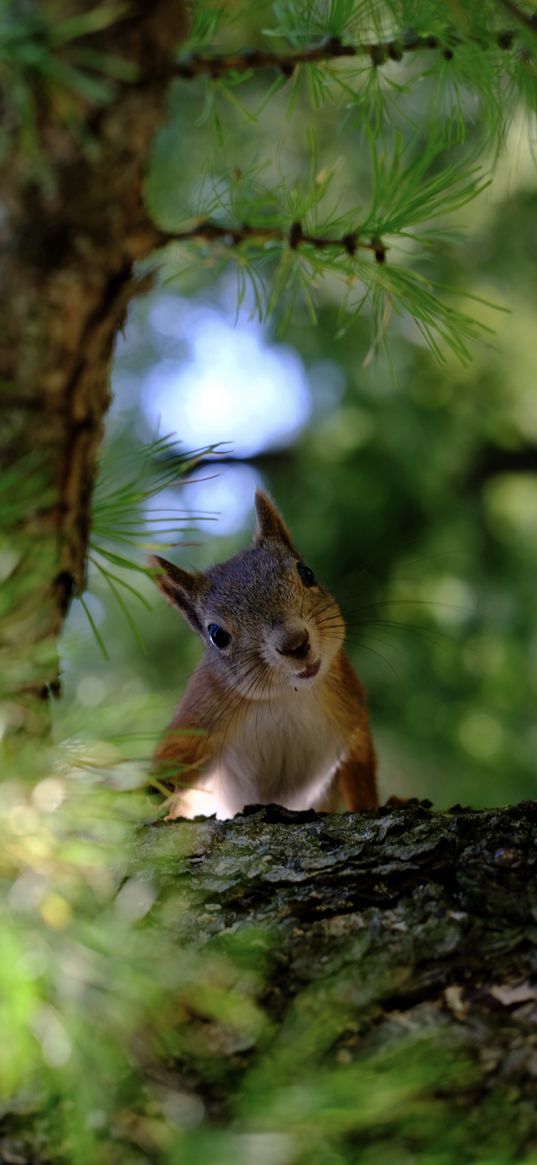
133 801 537 1161
467 442 537 486
2 801 537 1161
172 27 521 82
154 218 387 262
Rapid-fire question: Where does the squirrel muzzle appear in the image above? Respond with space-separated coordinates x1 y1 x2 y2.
276 626 310 660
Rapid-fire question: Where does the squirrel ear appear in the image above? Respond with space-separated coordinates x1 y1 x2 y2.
254 489 295 550
149 556 204 634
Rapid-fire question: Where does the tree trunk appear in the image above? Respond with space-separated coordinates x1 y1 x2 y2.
136 801 537 1162
0 1 186 741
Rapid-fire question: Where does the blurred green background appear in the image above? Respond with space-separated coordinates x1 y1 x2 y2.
55 70 537 809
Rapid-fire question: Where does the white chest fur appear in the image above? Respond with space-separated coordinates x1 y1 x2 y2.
209 686 345 819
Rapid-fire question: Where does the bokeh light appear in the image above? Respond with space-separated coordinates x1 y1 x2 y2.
142 299 311 458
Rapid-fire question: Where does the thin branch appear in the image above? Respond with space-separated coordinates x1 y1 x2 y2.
153 218 387 262
468 442 537 486
173 28 520 82
495 0 537 37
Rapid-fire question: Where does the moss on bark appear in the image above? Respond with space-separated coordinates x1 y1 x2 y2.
133 801 537 1164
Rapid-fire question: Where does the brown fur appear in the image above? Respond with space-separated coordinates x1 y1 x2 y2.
151 490 377 817
323 650 378 811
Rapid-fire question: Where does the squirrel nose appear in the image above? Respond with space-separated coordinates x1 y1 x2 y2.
276 628 310 660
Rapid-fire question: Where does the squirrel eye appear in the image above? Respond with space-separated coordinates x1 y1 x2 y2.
208 623 231 649
297 562 316 588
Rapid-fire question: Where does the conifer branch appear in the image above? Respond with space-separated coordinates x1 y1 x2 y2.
495 0 537 38
173 28 520 81
154 218 387 262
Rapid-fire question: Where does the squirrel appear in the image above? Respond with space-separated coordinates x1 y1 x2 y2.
150 489 377 819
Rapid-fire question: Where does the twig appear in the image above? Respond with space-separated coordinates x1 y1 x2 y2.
495 0 537 38
153 218 387 263
172 28 520 82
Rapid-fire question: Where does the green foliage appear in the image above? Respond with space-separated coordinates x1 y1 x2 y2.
0 0 135 175
143 0 537 360
151 138 494 356
3 0 537 1159
15 0 494 353
182 0 537 149
0 453 59 721
83 434 219 656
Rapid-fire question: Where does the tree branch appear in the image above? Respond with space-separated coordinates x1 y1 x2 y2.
173 27 519 82
130 801 537 1159
154 218 387 263
468 442 537 486
8 800 537 1160
495 0 537 38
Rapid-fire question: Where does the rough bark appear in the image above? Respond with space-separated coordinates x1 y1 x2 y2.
2 801 537 1162
136 801 537 1163
0 1 186 738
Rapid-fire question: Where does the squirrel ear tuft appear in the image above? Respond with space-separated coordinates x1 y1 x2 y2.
149 556 204 633
254 489 295 550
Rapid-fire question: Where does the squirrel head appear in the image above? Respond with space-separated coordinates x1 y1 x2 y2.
150 489 345 699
